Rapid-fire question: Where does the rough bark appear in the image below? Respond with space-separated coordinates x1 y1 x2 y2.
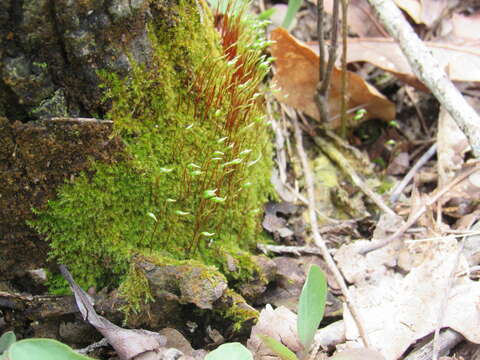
0 0 175 278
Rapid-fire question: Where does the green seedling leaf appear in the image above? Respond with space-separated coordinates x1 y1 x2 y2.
297 264 327 350
0 331 16 354
205 342 253 360
282 0 302 30
259 335 298 360
7 338 93 360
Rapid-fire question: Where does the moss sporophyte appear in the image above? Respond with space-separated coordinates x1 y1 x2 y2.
31 0 273 303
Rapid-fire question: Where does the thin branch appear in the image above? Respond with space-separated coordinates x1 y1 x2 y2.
292 115 371 348
390 143 437 203
315 0 340 123
257 243 322 256
360 163 480 254
367 0 480 158
319 0 339 96
317 0 326 81
339 0 348 137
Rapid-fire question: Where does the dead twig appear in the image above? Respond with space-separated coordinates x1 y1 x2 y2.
367 0 480 158
360 163 480 254
292 115 371 348
339 0 348 137
257 244 322 256
390 143 437 203
76 338 110 355
316 0 339 123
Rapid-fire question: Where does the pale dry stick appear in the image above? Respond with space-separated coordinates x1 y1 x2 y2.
77 338 109 355
432 237 465 360
257 243 322 256
367 0 480 158
360 163 480 254
390 143 437 203
292 115 371 348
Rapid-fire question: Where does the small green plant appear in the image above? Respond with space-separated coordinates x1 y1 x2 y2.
282 0 303 30
261 264 327 360
205 264 327 360
0 332 92 360
205 342 253 360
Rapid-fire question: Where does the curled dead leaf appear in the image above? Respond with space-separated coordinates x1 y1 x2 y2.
270 28 395 128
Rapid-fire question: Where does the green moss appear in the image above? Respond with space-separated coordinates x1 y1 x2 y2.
31 0 273 300
219 288 258 331
119 261 154 319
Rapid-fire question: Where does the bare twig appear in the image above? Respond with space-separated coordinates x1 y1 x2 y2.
315 0 340 123
257 243 322 256
76 338 110 355
292 115 371 348
367 0 480 158
361 163 480 254
317 0 326 82
339 0 348 137
390 143 437 203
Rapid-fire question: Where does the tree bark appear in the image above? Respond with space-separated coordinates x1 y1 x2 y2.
0 0 176 278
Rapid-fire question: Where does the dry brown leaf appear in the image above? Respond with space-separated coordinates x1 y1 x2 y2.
323 0 386 37
330 348 385 360
437 107 470 187
247 305 302 360
393 0 422 24
343 38 480 89
60 265 166 360
394 0 449 26
270 28 395 128
339 237 480 360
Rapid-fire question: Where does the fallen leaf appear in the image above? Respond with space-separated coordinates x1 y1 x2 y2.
323 0 387 37
270 28 395 128
395 0 449 27
437 107 470 187
60 265 166 360
451 13 480 43
330 348 385 360
247 305 302 360
339 237 480 360
342 38 480 89
393 0 422 24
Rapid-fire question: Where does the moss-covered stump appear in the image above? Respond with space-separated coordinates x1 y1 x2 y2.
0 117 122 279
25 0 274 325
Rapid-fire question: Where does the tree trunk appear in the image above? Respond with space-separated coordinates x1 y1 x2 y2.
0 0 175 278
